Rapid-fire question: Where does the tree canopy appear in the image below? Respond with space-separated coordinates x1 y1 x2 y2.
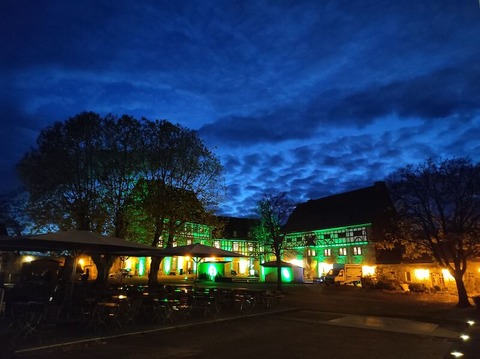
16 112 225 283
386 158 480 307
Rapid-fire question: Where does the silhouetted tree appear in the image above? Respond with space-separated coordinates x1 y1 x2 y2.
17 112 107 232
254 192 295 292
386 158 480 308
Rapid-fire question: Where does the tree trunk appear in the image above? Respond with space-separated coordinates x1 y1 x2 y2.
147 226 163 288
91 254 114 284
276 257 282 292
62 256 76 282
148 256 162 288
453 273 471 308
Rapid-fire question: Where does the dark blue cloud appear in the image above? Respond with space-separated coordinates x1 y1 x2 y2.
1 0 479 217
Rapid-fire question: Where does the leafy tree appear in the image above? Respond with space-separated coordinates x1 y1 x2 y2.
99 114 143 238
17 112 107 232
16 113 224 286
17 112 115 282
254 192 295 292
386 158 480 307
0 189 31 236
130 120 224 286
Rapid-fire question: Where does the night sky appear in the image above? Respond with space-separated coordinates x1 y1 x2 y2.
1 1 479 217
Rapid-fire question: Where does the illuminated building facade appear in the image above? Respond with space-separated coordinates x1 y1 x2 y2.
212 217 260 277
116 181 480 292
282 181 395 280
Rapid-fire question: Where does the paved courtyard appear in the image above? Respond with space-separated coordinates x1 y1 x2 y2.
9 281 480 358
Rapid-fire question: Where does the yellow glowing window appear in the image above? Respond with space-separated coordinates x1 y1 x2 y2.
324 249 331 257
339 247 347 256
442 269 454 281
414 269 430 280
353 246 362 255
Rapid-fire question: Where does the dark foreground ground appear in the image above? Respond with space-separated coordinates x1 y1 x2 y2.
8 280 480 359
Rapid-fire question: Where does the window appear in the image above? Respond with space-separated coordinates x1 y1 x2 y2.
214 240 220 249
339 247 347 256
324 249 331 257
233 242 239 251
353 246 362 255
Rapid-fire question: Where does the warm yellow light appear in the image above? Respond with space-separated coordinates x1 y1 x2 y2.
125 258 133 269
239 259 248 274
442 269 454 281
414 268 430 280
362 265 376 276
289 259 304 268
23 255 35 263
78 259 85 267
118 295 127 300
467 320 475 326
460 334 469 341
318 262 333 276
450 351 464 358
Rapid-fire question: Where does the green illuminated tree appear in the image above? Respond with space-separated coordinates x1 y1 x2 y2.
131 120 224 287
255 192 295 292
386 158 480 308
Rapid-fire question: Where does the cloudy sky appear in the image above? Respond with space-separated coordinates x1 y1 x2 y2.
1 0 479 217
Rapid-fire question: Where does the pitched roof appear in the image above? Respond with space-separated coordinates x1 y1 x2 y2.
284 181 395 232
218 216 259 240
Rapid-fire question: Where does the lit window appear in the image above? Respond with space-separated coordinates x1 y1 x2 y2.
339 247 347 256
233 242 239 251
324 249 331 257
214 241 220 249
353 246 362 255
414 268 430 280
